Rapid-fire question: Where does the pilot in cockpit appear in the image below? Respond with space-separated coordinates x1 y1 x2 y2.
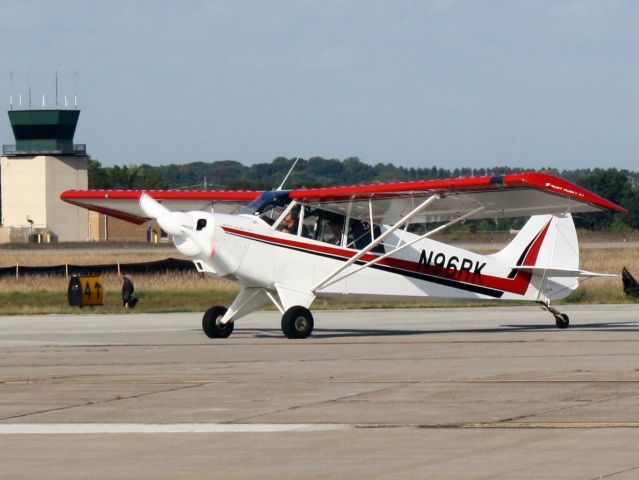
326 219 343 245
279 209 299 234
279 207 310 237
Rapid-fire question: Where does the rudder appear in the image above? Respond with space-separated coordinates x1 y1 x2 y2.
489 213 580 301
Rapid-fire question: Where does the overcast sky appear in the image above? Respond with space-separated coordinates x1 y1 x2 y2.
1 0 638 170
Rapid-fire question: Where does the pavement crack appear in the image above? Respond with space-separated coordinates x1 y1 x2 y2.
497 389 639 424
588 464 639 479
230 383 410 423
0 383 205 422
497 403 583 423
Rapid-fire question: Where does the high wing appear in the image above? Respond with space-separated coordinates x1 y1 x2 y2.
60 189 263 225
61 172 625 225
288 172 626 223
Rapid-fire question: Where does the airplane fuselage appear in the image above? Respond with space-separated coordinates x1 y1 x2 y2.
189 212 570 304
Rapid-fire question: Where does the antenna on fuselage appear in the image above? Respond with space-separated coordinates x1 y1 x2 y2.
276 156 301 191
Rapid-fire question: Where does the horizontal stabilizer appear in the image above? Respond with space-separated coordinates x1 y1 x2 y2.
511 265 619 279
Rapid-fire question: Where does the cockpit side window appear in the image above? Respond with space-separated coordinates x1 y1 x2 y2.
242 195 385 253
346 219 385 254
318 212 345 246
300 208 345 246
301 207 318 239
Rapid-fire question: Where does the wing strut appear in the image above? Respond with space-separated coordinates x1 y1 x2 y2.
311 194 441 293
318 205 485 291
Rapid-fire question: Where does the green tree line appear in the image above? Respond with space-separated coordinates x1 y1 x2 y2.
88 156 639 231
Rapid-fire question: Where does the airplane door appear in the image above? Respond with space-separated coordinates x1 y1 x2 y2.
274 238 316 291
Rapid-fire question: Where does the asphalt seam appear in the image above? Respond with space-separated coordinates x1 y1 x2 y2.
0 382 206 422
228 382 410 424
495 389 639 425
5 378 639 385
587 464 639 480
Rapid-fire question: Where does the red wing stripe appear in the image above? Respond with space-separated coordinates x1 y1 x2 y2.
61 190 262 202
288 173 626 213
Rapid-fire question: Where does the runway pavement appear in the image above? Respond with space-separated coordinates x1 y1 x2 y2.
1 305 639 479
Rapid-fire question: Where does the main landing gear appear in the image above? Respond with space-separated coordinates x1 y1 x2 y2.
201 304 315 339
202 306 234 338
281 306 314 339
538 302 569 329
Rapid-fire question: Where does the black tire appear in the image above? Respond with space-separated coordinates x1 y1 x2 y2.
555 313 569 329
202 306 234 338
281 306 314 339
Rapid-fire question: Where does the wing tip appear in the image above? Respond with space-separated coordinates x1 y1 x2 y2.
504 172 627 213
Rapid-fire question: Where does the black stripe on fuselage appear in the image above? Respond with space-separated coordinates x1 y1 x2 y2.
225 230 505 298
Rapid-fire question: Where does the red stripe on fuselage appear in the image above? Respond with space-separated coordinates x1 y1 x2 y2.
222 220 551 296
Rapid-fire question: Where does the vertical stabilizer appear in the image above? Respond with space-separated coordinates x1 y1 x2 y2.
489 214 580 301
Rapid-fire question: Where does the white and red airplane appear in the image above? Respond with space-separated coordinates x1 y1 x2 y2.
61 172 625 339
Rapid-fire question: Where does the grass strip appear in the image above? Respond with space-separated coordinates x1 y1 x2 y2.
0 286 634 316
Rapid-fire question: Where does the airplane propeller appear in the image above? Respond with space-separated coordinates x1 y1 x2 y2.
139 193 194 238
139 192 170 218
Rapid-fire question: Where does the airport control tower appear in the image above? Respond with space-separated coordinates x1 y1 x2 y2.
1 109 88 242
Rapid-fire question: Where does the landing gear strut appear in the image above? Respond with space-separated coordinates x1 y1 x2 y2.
281 306 314 339
538 302 569 329
202 306 234 338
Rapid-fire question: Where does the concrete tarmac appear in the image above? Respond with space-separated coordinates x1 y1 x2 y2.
1 305 639 479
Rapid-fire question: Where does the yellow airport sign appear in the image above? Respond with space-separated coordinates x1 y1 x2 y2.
68 276 104 307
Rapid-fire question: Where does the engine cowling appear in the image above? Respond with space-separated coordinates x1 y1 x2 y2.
138 193 239 276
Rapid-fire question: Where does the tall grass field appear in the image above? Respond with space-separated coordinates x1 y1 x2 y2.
0 244 637 315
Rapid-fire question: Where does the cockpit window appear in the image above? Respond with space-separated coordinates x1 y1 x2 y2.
298 206 385 252
241 194 384 254
346 219 385 254
240 191 292 225
303 208 345 245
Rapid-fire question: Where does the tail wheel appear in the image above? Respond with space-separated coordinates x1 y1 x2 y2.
281 306 314 339
202 306 234 338
555 313 569 329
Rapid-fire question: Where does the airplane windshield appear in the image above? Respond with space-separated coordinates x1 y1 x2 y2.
240 191 292 225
